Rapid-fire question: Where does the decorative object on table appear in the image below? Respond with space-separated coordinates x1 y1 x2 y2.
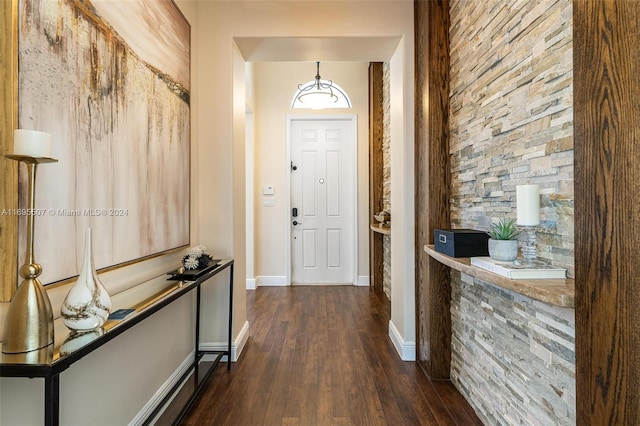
486 217 521 262
60 328 105 357
470 256 566 279
434 229 490 258
167 245 220 281
183 245 214 269
61 228 112 331
108 308 135 321
373 211 390 226
514 184 540 266
2 130 57 354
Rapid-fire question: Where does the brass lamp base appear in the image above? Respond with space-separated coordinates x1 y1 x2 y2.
2 342 53 363
2 154 58 353
2 277 54 353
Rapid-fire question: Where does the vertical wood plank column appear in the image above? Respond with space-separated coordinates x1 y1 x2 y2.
415 0 451 379
369 62 384 296
574 1 640 423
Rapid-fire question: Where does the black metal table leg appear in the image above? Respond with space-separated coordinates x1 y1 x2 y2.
195 284 202 375
227 263 234 370
44 374 59 426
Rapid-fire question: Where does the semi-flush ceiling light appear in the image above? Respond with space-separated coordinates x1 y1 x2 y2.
291 62 351 110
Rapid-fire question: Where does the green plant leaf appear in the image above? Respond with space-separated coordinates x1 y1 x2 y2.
487 218 521 240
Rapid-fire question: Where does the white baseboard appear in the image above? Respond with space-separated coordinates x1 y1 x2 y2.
130 350 195 426
254 276 367 287
200 320 250 362
233 320 250 361
132 321 251 424
246 278 256 290
389 320 416 361
255 276 288 287
356 275 370 286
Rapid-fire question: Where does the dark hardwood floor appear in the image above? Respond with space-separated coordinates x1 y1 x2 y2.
180 286 481 426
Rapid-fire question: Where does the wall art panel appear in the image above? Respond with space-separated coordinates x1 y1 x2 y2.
17 0 190 284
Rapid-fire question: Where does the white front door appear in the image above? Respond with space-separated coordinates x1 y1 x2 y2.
290 117 355 285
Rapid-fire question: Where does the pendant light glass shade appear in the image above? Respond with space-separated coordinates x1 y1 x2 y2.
292 62 351 110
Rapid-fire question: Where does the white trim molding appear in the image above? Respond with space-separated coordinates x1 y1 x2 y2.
255 276 288 287
389 320 416 361
200 320 250 362
132 321 251 424
356 275 370 286
246 278 257 290
130 350 195 426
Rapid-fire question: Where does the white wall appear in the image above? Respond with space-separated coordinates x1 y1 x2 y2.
252 61 370 283
389 40 416 360
245 63 256 289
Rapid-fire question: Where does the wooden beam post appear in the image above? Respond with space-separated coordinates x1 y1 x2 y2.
369 62 384 297
574 1 640 423
415 0 451 379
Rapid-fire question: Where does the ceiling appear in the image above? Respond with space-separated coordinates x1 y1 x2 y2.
234 36 402 62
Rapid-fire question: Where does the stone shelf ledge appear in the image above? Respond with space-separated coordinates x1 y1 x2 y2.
370 223 391 235
424 245 574 308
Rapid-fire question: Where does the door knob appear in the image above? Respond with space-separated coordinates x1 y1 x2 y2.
293 220 299 226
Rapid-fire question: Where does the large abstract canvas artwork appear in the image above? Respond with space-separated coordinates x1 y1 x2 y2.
18 0 190 284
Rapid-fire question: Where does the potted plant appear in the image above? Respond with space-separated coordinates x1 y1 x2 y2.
487 218 521 262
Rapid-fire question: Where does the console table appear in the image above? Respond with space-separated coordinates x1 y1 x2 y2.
0 259 234 425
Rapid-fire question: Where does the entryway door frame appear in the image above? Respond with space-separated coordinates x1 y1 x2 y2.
285 114 359 286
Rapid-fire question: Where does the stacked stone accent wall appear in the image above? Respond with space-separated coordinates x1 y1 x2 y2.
448 0 576 423
382 62 391 300
449 0 574 276
451 271 575 425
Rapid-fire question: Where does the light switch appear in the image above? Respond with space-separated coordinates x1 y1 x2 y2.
263 197 275 207
263 186 275 195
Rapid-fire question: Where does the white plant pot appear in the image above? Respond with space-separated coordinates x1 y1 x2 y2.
488 238 519 262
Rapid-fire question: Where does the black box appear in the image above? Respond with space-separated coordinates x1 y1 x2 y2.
434 229 490 258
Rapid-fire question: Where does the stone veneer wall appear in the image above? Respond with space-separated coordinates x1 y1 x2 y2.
451 272 575 424
450 0 574 276
382 62 391 300
448 0 576 424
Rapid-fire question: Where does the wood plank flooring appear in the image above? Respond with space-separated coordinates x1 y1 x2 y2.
180 286 481 426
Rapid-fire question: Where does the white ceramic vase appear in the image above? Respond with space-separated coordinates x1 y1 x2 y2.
60 328 105 356
61 228 112 330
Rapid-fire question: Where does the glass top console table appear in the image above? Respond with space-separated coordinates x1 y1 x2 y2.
0 259 234 426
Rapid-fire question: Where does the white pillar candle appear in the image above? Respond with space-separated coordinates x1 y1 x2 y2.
13 129 51 158
516 184 540 226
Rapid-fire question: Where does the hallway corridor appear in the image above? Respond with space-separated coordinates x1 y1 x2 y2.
180 286 481 425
